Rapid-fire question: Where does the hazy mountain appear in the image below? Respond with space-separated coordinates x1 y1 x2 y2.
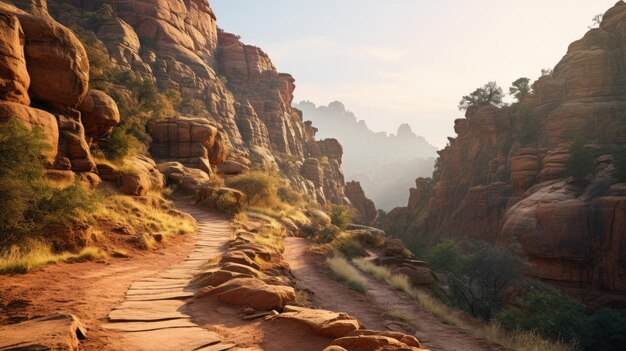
296 101 437 210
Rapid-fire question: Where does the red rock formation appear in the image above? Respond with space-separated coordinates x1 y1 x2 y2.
0 1 119 175
44 0 349 205
345 181 377 225
382 1 626 306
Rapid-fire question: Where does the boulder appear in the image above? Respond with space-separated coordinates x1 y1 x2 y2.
331 335 425 351
158 161 211 191
220 251 261 270
197 277 296 311
345 330 423 348
393 266 436 286
0 11 30 105
16 11 89 108
217 160 249 175
78 89 120 140
0 314 86 351
278 305 360 338
102 156 164 196
383 238 405 257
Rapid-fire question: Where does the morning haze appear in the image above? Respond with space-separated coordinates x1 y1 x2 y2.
212 0 616 148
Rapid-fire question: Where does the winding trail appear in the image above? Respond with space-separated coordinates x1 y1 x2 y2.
104 206 235 351
285 237 511 351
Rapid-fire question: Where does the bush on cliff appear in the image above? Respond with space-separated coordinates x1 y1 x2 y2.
0 121 96 250
226 171 281 208
329 205 353 230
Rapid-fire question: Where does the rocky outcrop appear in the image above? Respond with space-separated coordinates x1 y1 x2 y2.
0 11 30 105
345 181 377 225
0 2 116 175
382 1 626 305
148 117 228 176
0 314 86 350
41 0 350 205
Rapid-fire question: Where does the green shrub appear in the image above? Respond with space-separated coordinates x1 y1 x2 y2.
102 125 147 161
199 188 243 216
226 171 280 208
329 205 352 230
426 240 467 274
0 121 96 247
564 139 594 185
497 286 586 345
331 235 367 259
446 241 526 320
277 184 303 205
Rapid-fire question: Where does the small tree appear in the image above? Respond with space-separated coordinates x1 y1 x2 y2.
564 139 594 184
458 82 504 111
509 77 531 101
589 13 603 29
448 241 526 320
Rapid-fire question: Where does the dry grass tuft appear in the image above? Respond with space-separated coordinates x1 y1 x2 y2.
352 258 569 350
0 243 105 274
327 255 368 294
485 323 575 351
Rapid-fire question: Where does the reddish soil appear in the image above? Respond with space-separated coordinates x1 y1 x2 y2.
0 223 196 350
284 237 511 351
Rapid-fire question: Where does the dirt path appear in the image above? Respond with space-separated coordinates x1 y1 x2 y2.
284 237 511 351
104 205 235 351
0 226 195 350
0 204 234 350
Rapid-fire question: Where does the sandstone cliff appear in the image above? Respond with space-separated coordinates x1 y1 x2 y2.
0 0 352 205
381 1 626 307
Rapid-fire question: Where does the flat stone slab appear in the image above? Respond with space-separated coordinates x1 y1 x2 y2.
127 288 191 296
126 291 195 301
121 328 223 351
109 300 188 322
196 343 236 351
0 314 86 350
129 283 189 291
103 319 198 332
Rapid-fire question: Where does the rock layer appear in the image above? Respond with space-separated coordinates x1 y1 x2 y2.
381 1 626 305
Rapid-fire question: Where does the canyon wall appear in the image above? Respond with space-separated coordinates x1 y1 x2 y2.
381 1 626 306
0 0 352 205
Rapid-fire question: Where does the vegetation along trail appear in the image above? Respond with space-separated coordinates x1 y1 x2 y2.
284 237 510 351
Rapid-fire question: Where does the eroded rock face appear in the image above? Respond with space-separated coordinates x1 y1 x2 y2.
382 1 626 303
345 181 377 225
17 11 89 109
0 11 30 105
0 2 120 177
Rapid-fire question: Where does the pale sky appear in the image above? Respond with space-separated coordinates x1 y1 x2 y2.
211 0 617 148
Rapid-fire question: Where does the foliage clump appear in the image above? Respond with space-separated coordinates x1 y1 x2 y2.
226 171 282 208
0 121 96 248
458 81 504 111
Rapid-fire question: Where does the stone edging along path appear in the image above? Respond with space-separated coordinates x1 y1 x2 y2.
103 205 235 351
